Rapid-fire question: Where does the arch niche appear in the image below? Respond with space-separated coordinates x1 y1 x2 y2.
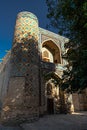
42 40 61 64
44 72 61 114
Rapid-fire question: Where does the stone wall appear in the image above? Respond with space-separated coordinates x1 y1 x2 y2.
0 52 11 103
72 90 87 111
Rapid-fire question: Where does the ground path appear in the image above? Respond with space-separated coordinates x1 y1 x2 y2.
0 112 87 130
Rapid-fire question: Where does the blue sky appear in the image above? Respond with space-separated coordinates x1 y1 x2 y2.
0 0 57 61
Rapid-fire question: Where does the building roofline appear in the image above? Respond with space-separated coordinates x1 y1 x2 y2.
39 27 69 43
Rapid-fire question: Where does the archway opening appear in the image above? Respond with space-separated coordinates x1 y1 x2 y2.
45 78 60 114
42 40 61 63
46 82 54 114
42 48 53 62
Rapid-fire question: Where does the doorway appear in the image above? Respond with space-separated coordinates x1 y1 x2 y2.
47 98 54 114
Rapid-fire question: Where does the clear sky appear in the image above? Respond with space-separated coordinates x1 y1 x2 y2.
0 0 57 61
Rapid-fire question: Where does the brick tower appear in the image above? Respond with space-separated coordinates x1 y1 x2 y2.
1 11 40 125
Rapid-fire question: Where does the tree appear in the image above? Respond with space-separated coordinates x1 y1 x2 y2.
46 0 87 92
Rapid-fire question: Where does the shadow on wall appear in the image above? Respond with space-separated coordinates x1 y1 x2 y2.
0 35 41 126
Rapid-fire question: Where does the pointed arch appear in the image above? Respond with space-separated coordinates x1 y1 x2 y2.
42 39 61 63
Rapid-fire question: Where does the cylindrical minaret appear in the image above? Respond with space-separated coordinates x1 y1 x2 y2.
1 11 40 124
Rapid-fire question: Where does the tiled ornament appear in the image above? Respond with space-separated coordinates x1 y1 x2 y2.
11 12 39 75
14 11 39 43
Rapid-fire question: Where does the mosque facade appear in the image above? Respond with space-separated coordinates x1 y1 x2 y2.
0 12 87 125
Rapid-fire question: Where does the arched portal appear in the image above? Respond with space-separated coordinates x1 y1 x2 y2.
44 72 66 114
45 80 60 114
42 40 61 63
46 82 54 114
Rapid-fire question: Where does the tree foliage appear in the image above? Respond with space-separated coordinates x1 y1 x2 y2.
46 0 87 92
